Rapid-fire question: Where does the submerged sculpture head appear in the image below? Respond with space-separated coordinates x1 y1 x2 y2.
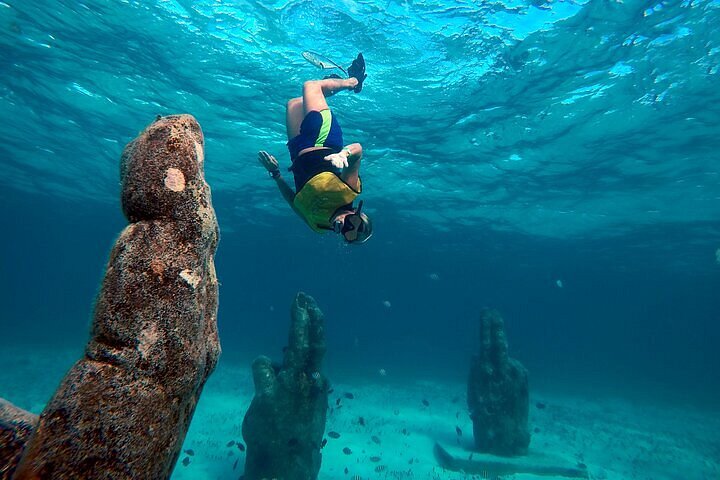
120 114 217 246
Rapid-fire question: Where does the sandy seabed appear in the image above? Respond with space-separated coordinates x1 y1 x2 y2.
1 346 718 480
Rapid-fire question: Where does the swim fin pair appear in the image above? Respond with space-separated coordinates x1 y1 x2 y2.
323 53 366 93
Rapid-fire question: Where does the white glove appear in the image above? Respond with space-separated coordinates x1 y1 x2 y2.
324 152 349 169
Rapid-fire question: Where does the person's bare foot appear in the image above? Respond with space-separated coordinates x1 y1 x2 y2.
346 77 359 90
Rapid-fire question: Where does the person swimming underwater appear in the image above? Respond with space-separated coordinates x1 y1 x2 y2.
258 53 372 244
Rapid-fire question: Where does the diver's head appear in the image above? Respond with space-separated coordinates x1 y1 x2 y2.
333 201 373 244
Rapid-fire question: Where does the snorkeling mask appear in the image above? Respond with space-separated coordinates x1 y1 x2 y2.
333 200 373 244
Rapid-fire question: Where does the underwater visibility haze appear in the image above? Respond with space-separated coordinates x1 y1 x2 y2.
1 0 719 479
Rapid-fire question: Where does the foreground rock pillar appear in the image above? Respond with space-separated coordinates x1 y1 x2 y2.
13 114 220 479
0 399 38 480
467 308 529 456
242 292 329 480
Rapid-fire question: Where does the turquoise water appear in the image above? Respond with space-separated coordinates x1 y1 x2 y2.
1 0 719 478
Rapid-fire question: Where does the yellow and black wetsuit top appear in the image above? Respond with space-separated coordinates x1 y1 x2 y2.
293 170 362 233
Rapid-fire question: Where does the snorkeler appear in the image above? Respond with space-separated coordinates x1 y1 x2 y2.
258 53 372 244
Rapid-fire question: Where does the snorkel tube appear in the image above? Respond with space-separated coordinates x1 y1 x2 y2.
343 200 373 245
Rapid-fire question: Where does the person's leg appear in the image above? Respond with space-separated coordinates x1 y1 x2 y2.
286 97 304 140
302 78 358 114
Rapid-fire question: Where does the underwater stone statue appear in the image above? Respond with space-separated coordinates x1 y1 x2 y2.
242 292 329 480
467 308 529 456
12 114 221 479
0 399 38 480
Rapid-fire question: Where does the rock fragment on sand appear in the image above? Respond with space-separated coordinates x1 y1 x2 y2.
12 115 221 479
0 398 38 479
434 443 589 478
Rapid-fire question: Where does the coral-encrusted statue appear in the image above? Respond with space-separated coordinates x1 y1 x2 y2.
468 308 529 456
242 292 329 480
6 115 220 480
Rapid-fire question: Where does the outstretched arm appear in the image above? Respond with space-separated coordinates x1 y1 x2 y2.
258 151 302 217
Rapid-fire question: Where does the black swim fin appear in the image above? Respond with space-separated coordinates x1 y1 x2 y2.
347 53 367 93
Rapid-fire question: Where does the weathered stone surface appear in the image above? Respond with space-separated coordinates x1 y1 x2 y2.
242 292 329 480
0 399 38 480
13 114 220 480
467 308 529 456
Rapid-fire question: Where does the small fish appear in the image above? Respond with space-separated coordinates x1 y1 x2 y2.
336 398 342 406
369 456 381 462
351 475 362 480
534 427 541 433
358 416 365 426
226 440 235 447
378 368 387 377
429 272 440 280
311 371 321 381
344 392 355 399
343 447 352 455
371 435 381 445
374 465 386 472
327 431 341 439
456 411 460 419
382 300 392 308
556 279 563 288
402 428 408 435
422 399 430 407
408 458 414 464
328 388 334 394
321 438 328 448
288 438 299 447
182 457 190 467
536 402 547 410
237 442 245 452
451 396 459 403
393 409 400 415
456 426 462 436
233 458 239 470
344 467 349 474
184 449 195 456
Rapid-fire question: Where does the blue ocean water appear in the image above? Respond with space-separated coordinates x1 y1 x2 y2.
1 0 719 478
